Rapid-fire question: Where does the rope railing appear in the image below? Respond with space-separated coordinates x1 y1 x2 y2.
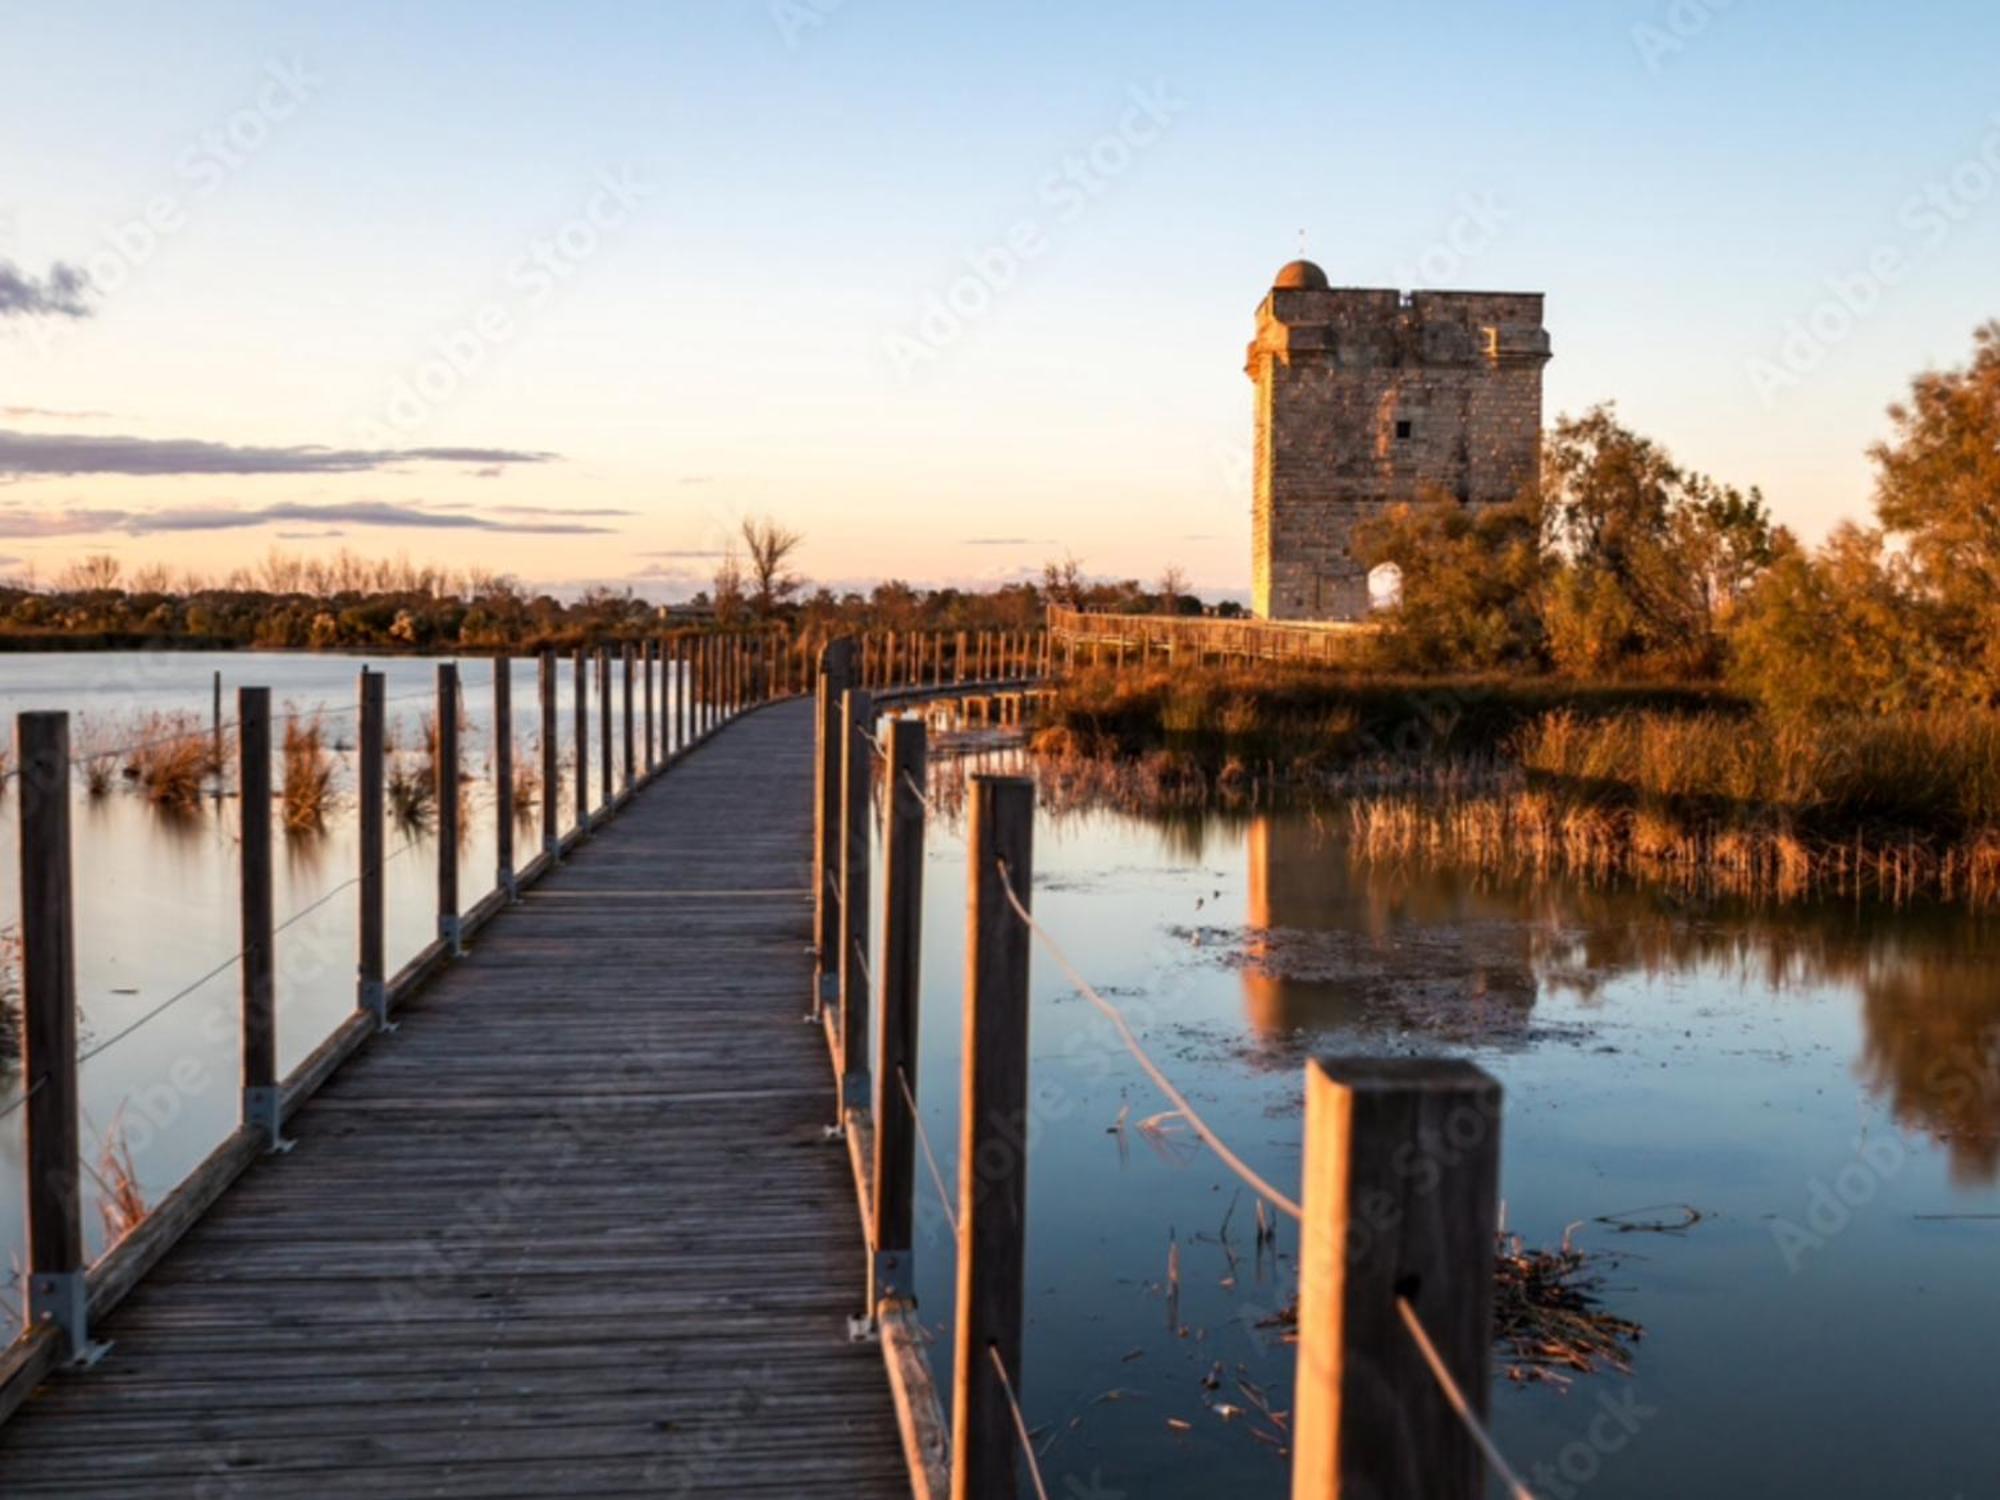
1398 1296 1534 1500
897 1064 959 1240
988 1344 1053 1500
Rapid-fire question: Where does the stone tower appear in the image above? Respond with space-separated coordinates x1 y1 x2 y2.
1246 260 1551 621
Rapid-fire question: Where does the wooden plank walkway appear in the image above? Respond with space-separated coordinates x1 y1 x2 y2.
0 698 908 1497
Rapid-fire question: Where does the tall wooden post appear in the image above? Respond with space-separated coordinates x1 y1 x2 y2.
539 651 559 856
622 642 636 794
358 670 388 1027
493 654 516 899
644 638 657 774
675 636 689 752
238 687 285 1151
436 664 462 954
871 717 926 1311
573 646 590 832
838 688 874 1114
1291 1058 1502 1500
17 712 92 1359
951 775 1035 1500
597 647 613 808
813 640 856 1020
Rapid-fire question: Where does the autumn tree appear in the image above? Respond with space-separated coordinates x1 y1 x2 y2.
1355 493 1548 670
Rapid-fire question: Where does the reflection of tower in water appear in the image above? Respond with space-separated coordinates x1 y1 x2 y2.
1239 814 1539 1040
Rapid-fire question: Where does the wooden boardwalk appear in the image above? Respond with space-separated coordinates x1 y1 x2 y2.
0 698 908 1497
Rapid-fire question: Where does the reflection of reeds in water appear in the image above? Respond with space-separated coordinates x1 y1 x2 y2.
281 709 336 832
126 712 223 810
87 1112 149 1247
1349 790 2000 908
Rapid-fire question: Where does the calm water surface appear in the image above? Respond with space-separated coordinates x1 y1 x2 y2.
902 771 2000 1499
1 656 1995 1498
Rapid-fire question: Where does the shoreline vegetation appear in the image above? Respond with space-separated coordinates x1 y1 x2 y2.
1029 666 2000 907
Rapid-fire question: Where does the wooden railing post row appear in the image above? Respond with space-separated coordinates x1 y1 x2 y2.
870 715 926 1312
494 652 516 900
238 687 287 1152
538 651 558 856
358 670 388 1027
951 774 1035 1500
16 711 92 1360
836 687 874 1117
436 664 462 955
572 645 590 833
1290 1058 1503 1500
676 634 690 752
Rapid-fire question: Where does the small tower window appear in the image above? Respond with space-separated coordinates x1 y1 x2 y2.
1395 419 1413 441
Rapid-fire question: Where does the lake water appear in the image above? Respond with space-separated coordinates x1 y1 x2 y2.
1 655 1995 1497
899 759 2000 1499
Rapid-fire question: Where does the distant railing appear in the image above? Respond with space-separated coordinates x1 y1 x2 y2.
810 639 1523 1500
1046 602 1376 669
0 626 804 1421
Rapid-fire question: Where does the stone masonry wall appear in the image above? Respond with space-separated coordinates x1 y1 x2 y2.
1248 285 1550 621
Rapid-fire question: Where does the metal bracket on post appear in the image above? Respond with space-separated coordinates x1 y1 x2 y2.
499 867 520 905
440 913 465 958
361 978 397 1034
847 1313 881 1345
806 968 837 1022
28 1272 111 1368
244 1085 296 1155
873 1248 913 1304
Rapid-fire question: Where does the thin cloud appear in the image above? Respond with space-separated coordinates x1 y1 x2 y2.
492 504 634 518
0 260 92 319
638 547 726 559
1 406 113 421
963 537 1055 546
0 500 615 539
677 475 714 486
0 429 558 478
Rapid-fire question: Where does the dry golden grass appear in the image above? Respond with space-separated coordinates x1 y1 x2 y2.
124 712 222 809
87 1112 148 1247
280 708 336 832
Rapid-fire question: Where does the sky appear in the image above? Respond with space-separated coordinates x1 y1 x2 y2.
2 0 1997 600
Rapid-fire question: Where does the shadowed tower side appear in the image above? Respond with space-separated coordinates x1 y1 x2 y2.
1246 259 1552 621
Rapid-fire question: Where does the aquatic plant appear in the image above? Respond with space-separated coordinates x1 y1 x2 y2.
280 708 337 832
124 712 222 810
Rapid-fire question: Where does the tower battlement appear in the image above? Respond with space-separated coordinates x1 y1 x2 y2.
1247 262 1551 620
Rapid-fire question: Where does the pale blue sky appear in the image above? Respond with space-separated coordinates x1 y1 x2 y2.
2 0 1996 595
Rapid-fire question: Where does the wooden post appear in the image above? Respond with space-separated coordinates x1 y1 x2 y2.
211 668 223 776
436 664 461 954
238 687 285 1151
956 630 969 685
622 642 636 794
676 636 690 752
837 688 874 1113
539 651 559 856
493 654 515 899
871 716 926 1310
644 638 657 774
573 646 590 832
814 641 856 1019
597 647 613 807
17 712 92 1359
1291 1058 1502 1500
951 775 1035 1500
358 670 388 1027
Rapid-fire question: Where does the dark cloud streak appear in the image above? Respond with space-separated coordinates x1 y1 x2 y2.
0 261 93 319
0 430 558 478
0 500 614 539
